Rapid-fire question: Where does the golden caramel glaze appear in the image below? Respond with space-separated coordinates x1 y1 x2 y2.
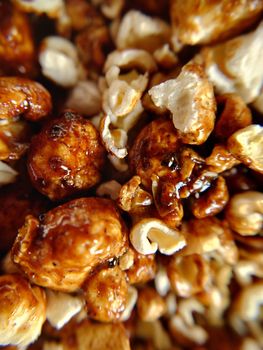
0 77 52 121
11 197 128 292
171 0 263 45
62 319 131 350
83 265 128 322
137 287 166 322
126 248 157 285
153 174 184 228
129 119 214 227
191 176 229 219
0 180 48 255
0 119 31 161
129 118 180 190
215 94 252 140
118 175 153 213
0 2 36 76
27 110 106 200
205 144 240 173
0 274 46 347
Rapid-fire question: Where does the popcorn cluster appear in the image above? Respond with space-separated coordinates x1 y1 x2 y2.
0 1 262 349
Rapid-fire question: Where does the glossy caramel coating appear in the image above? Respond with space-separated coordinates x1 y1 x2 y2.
118 175 153 214
83 265 128 322
0 119 31 161
126 248 157 285
0 180 48 255
129 119 209 226
0 2 36 76
129 118 180 190
0 274 46 347
215 94 252 140
28 111 105 200
0 77 52 121
205 144 240 173
191 176 229 219
153 174 184 228
12 197 128 292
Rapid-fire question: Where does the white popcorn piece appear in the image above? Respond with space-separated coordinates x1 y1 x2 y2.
96 180 122 200
100 115 128 158
104 49 157 73
0 161 18 186
39 36 84 88
149 62 216 145
120 286 138 321
130 218 186 255
228 124 263 174
169 298 208 345
154 266 171 297
46 290 84 330
116 10 171 52
201 21 263 103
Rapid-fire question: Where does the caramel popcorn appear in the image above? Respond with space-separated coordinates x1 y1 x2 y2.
12 198 128 292
191 176 229 219
28 110 105 200
83 265 128 322
0 1 263 348
0 77 52 121
170 0 263 46
225 191 263 236
39 36 85 87
0 1 36 76
0 274 46 347
115 10 171 52
137 287 166 322
227 124 263 174
149 62 216 145
198 21 263 103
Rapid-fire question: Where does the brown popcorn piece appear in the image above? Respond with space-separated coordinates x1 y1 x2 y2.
83 265 128 322
170 0 263 46
28 111 105 200
12 197 128 292
227 124 263 174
